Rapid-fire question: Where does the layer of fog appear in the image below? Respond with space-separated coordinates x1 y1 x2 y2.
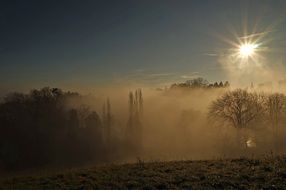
74 85 285 163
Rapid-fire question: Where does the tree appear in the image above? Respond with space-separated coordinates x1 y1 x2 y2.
208 89 265 149
138 89 143 117
85 111 102 129
208 89 264 129
0 87 112 170
67 109 79 135
126 89 143 153
213 82 219 88
265 93 286 136
224 81 230 88
102 98 113 146
186 77 209 88
250 82 254 90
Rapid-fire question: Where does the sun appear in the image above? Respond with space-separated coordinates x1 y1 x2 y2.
239 43 258 57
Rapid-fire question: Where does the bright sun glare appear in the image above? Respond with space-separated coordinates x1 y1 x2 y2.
239 43 258 57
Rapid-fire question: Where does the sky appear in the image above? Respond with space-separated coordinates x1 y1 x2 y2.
1 0 286 92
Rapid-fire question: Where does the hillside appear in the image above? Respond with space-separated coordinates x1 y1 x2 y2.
1 156 286 189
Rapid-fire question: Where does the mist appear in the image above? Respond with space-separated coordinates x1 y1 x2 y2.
65 77 286 161
2 75 286 172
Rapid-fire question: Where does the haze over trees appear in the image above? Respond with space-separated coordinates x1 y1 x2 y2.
265 93 286 136
2 80 286 171
0 87 144 170
208 89 286 151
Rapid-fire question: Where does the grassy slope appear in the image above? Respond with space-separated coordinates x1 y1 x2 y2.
1 157 286 190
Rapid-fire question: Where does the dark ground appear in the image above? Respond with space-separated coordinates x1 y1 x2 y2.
1 156 286 189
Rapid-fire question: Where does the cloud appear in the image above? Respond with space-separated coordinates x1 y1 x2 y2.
180 72 201 79
108 70 180 88
132 68 146 73
203 53 219 57
148 73 175 77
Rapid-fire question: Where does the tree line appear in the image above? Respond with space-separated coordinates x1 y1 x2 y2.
0 87 143 170
170 77 230 90
208 89 286 150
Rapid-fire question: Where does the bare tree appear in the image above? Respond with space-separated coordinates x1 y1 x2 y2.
265 93 286 136
208 89 264 129
208 89 265 149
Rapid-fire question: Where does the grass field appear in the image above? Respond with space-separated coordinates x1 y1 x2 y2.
1 156 286 189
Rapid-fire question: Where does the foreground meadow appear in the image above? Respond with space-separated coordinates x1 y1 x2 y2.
1 156 286 189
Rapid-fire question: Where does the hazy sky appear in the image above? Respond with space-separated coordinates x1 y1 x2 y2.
1 0 286 91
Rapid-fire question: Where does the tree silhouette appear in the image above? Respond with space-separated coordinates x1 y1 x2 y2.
126 89 143 153
0 87 111 170
186 77 209 88
102 98 113 147
224 81 230 88
208 89 264 129
213 82 219 88
208 89 266 149
170 78 230 90
265 93 286 137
